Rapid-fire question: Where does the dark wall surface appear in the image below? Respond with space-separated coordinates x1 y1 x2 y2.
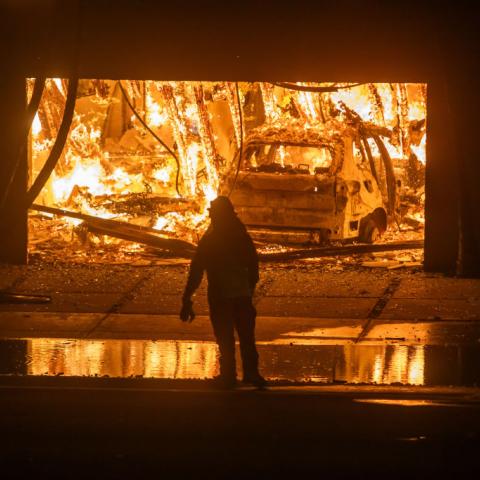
0 74 28 265
1 0 478 274
6 0 442 81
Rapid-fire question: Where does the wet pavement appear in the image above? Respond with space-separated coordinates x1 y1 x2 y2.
1 336 479 387
0 263 479 388
0 264 479 477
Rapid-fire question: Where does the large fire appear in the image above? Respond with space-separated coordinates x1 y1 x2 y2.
28 80 426 255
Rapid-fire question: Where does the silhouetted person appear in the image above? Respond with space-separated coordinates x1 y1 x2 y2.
180 196 266 388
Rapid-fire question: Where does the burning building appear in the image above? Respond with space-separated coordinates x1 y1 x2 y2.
26 79 426 259
1 1 479 276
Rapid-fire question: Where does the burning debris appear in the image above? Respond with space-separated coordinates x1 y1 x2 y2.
27 80 426 261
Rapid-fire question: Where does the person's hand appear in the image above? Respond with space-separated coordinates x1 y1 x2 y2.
180 298 195 323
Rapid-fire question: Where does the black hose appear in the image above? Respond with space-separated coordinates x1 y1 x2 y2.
362 136 378 183
0 77 46 211
228 82 244 197
25 78 79 208
373 135 397 216
268 81 364 93
25 78 47 132
118 81 182 197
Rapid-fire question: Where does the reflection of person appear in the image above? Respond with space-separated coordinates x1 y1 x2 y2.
180 196 266 389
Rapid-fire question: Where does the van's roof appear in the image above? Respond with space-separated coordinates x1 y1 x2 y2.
246 120 391 146
246 120 351 146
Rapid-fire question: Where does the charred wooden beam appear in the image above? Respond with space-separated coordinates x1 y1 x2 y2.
399 83 410 156
258 239 423 262
259 82 279 123
224 82 242 150
161 83 194 196
85 223 195 257
30 203 196 257
367 83 386 126
194 83 221 173
30 204 423 263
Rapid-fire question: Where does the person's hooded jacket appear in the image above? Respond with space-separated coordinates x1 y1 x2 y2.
183 197 259 301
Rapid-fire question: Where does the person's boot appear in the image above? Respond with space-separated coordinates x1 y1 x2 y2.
242 373 267 388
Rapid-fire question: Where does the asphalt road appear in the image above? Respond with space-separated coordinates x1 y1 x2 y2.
1 380 479 479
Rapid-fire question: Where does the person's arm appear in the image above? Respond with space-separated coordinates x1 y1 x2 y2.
180 239 206 323
182 239 206 301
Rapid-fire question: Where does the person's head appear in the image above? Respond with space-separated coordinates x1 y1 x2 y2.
208 195 236 227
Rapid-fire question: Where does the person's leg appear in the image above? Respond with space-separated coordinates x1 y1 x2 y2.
209 298 236 380
233 296 262 381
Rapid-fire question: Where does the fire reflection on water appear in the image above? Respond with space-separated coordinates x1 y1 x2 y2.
339 345 424 385
24 338 426 385
28 339 218 379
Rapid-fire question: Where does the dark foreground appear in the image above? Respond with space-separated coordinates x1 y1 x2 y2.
1 264 479 477
1 377 479 479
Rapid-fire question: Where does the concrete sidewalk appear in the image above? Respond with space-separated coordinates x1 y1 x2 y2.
0 264 479 341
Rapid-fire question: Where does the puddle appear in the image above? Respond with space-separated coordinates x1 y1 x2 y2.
0 338 479 386
353 399 470 408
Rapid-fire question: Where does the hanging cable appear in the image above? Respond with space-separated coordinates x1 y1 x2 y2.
23 0 84 211
118 81 182 197
25 78 47 132
228 82 244 197
268 81 364 93
0 77 46 211
25 78 79 208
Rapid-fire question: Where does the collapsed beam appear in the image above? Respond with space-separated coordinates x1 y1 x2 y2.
258 240 423 262
31 203 422 262
30 203 196 257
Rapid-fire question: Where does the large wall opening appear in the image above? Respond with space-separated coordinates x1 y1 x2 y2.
28 79 426 265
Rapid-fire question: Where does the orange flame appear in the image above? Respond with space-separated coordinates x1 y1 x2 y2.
30 79 426 251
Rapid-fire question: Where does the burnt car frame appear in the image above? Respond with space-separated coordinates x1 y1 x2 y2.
225 121 394 243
